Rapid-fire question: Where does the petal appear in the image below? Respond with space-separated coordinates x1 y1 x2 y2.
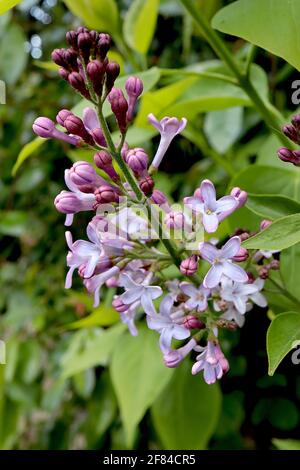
121 287 143 305
65 231 73 250
203 364 217 384
82 107 100 132
147 285 163 300
203 264 224 288
216 196 237 215
221 236 241 259
233 295 247 314
160 295 174 317
65 214 74 226
159 328 174 352
147 314 171 331
200 179 217 209
172 325 190 341
148 113 162 132
251 292 268 308
222 261 249 283
119 272 139 290
83 256 98 278
192 359 205 375
183 196 204 213
180 282 198 297
141 289 157 315
177 117 187 133
203 212 219 233
200 242 219 264
65 266 76 289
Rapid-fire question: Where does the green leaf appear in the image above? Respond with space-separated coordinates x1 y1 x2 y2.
123 0 160 54
12 138 44 176
204 107 243 154
246 194 300 221
61 323 125 378
243 214 300 251
0 23 27 85
212 0 300 71
66 305 119 329
273 438 300 450
62 0 120 35
0 0 21 15
110 325 174 448
151 361 221 449
280 243 300 299
267 312 300 375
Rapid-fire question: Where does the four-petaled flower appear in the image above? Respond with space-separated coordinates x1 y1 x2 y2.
200 236 248 288
119 272 162 315
220 278 267 314
180 282 210 312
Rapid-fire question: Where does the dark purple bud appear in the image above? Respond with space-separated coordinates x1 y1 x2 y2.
108 87 128 134
112 297 128 313
68 71 90 100
282 124 299 144
32 117 55 138
258 267 269 280
64 115 94 145
183 315 205 330
291 114 300 130
69 161 98 186
90 128 107 147
231 187 248 208
139 175 154 196
105 61 120 93
66 30 78 50
260 219 272 231
247 272 255 284
87 60 106 95
125 76 144 121
232 247 249 262
63 48 78 70
89 30 99 46
78 32 92 61
76 27 89 34
56 109 73 126
51 48 68 67
97 33 111 60
94 150 112 168
125 147 148 175
94 185 119 205
277 147 300 166
180 255 198 276
121 142 129 160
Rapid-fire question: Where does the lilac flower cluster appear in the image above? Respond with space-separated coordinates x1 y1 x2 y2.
33 28 278 385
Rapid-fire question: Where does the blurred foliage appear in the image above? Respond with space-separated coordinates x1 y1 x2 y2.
0 0 300 450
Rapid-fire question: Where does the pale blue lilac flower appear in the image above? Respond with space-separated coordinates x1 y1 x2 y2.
184 179 238 233
192 341 229 384
163 338 197 368
147 295 190 352
119 272 162 315
220 278 266 314
200 236 249 288
84 266 120 307
148 113 187 169
180 282 210 312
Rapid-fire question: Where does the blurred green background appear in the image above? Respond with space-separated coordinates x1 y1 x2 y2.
0 0 300 450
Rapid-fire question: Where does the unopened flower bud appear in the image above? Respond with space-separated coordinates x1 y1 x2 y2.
291 114 300 130
269 259 280 270
183 315 205 330
151 189 168 206
125 76 143 121
97 33 111 60
54 191 82 214
282 124 299 144
78 32 92 61
105 61 120 93
180 255 198 276
278 147 300 166
32 117 55 138
125 147 148 175
258 266 269 279
68 72 90 99
164 211 185 230
66 30 78 49
64 115 94 145
112 297 128 313
90 128 106 147
94 151 119 181
260 219 272 230
94 185 119 205
232 247 249 262
58 68 69 81
69 161 98 186
51 48 67 67
246 272 255 284
87 60 106 95
63 48 78 70
56 109 73 126
231 187 248 208
108 87 128 134
139 175 154 196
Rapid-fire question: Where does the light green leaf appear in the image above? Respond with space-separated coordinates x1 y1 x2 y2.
212 0 300 71
12 138 44 176
246 194 300 221
0 0 21 15
110 325 174 448
204 107 243 154
66 305 119 329
280 243 300 299
61 323 125 378
0 23 27 85
243 214 300 251
267 312 300 375
123 0 160 54
62 0 120 35
273 438 300 450
151 361 221 449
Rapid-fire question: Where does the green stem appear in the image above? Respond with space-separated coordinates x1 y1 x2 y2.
179 0 291 147
245 44 257 77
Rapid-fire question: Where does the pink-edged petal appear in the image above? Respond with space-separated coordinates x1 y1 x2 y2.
216 196 237 215
221 236 241 259
200 179 217 209
148 113 163 132
200 242 219 264
203 264 224 288
64 169 79 193
192 359 205 375
222 261 248 283
177 117 187 133
203 212 219 233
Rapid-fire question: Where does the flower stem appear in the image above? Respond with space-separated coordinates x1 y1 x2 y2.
179 0 291 147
